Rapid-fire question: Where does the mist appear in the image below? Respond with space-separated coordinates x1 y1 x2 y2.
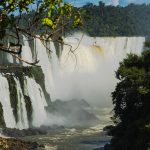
49 33 145 108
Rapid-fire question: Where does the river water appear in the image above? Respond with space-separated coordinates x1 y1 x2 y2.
21 124 111 150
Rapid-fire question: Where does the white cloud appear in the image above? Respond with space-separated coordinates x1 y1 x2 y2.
104 0 120 6
112 0 119 6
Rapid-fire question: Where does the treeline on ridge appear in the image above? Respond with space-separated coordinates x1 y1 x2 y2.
78 2 150 37
17 2 150 38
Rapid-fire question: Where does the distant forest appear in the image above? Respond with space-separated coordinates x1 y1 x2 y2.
76 2 150 37
15 2 150 38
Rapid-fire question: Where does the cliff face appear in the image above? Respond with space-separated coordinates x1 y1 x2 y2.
0 35 52 129
0 66 51 129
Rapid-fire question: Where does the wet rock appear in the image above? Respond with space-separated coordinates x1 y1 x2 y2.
103 125 114 132
104 144 111 150
103 125 115 136
48 99 99 127
2 128 47 137
30 142 38 149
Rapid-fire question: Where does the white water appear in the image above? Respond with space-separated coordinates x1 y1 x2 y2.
21 36 33 66
0 35 145 129
6 39 14 64
0 74 16 128
50 35 145 107
14 77 29 129
25 76 48 127
35 39 55 99
21 35 145 106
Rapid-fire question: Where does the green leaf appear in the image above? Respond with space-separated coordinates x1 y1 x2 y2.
138 86 149 95
42 18 54 28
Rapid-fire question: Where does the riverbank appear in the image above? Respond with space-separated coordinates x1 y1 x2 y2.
0 136 44 150
0 124 111 150
20 125 111 150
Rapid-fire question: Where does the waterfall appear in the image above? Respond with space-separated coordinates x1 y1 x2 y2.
21 36 33 66
21 35 145 105
35 39 55 98
49 35 145 106
25 76 48 127
14 77 29 129
0 35 146 129
0 74 48 129
6 39 14 64
0 74 16 128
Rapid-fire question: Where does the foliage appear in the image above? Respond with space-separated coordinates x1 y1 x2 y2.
79 2 150 37
145 41 150 48
0 0 82 37
109 50 150 150
0 0 83 65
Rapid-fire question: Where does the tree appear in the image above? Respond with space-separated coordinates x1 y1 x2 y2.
99 1 105 16
0 0 83 65
109 50 150 150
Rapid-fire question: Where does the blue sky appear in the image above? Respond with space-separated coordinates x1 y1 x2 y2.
66 0 150 6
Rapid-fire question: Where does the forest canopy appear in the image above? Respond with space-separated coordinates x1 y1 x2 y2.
108 48 150 150
78 2 150 37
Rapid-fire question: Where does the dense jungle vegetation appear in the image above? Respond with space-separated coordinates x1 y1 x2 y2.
16 2 150 37
106 43 150 150
79 2 150 37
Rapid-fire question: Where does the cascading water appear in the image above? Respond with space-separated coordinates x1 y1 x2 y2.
0 74 16 128
50 35 145 107
25 76 48 127
21 35 33 66
35 39 55 97
6 40 14 64
14 77 29 129
21 35 145 107
20 34 145 106
0 73 48 129
0 34 146 129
